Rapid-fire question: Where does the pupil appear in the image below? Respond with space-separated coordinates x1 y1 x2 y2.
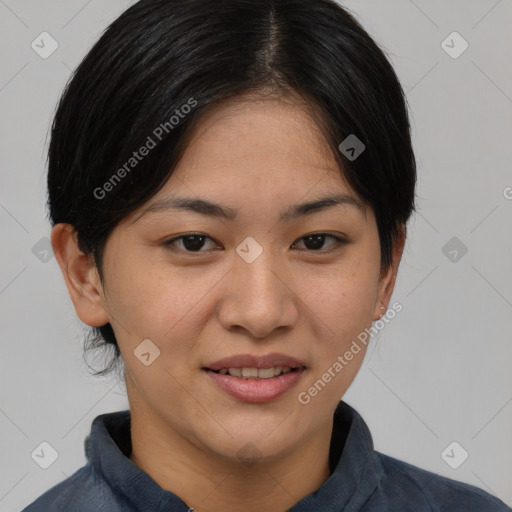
183 235 205 251
304 234 325 250
181 235 327 251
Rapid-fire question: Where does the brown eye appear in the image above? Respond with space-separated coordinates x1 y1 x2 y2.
292 233 346 252
164 234 218 252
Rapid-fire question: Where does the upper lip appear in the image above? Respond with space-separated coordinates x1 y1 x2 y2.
205 352 306 371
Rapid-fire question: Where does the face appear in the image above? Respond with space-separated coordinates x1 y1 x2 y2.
57 93 402 464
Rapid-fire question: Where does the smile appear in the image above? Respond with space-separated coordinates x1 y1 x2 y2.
211 366 296 379
203 366 305 403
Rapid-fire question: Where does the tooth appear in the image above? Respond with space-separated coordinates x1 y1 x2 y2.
258 368 276 379
241 368 258 378
225 366 294 379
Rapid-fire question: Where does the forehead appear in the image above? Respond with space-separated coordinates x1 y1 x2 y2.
118 92 369 230
168 93 355 198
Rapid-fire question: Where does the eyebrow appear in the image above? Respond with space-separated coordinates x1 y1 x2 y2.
131 193 364 224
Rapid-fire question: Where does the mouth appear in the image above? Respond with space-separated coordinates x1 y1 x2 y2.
206 365 303 379
202 356 307 403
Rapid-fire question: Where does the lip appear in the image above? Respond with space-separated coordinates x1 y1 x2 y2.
203 352 307 404
203 367 305 403
205 352 306 371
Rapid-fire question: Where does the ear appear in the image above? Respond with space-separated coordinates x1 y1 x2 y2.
51 223 110 327
373 224 406 321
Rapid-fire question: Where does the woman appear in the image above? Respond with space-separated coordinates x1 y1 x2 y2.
22 0 510 510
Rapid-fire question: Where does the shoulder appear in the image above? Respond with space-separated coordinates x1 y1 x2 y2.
371 451 511 511
20 464 127 512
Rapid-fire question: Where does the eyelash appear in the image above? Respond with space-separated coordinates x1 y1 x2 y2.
162 232 348 254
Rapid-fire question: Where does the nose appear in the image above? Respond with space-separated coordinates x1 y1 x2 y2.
217 247 299 339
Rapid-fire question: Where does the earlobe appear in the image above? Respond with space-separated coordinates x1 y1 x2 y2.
373 225 406 321
50 223 110 327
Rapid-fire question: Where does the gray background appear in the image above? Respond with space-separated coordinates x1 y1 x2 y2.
1 0 511 510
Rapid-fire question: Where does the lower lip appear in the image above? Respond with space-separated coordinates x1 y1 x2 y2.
204 369 305 403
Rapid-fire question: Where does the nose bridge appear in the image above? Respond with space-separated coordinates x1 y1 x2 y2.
218 237 298 337
234 239 284 305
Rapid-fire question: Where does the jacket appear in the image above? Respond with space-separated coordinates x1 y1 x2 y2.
21 401 511 511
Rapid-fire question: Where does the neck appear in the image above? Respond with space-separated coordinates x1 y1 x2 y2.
128 405 333 512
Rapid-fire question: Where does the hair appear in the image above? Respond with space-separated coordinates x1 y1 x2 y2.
47 0 416 377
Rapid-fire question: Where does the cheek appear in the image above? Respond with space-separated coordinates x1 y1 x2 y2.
293 257 379 405
102 252 217 352
302 253 380 340
104 230 381 359
104 263 216 403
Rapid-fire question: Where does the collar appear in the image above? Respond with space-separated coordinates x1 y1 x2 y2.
85 401 382 511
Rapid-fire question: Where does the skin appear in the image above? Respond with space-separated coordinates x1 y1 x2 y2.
52 92 405 512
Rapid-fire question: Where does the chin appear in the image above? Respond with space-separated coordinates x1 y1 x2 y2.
196 417 299 464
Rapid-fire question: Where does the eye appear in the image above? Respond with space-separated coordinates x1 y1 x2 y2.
163 232 347 254
163 233 219 252
291 233 347 252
